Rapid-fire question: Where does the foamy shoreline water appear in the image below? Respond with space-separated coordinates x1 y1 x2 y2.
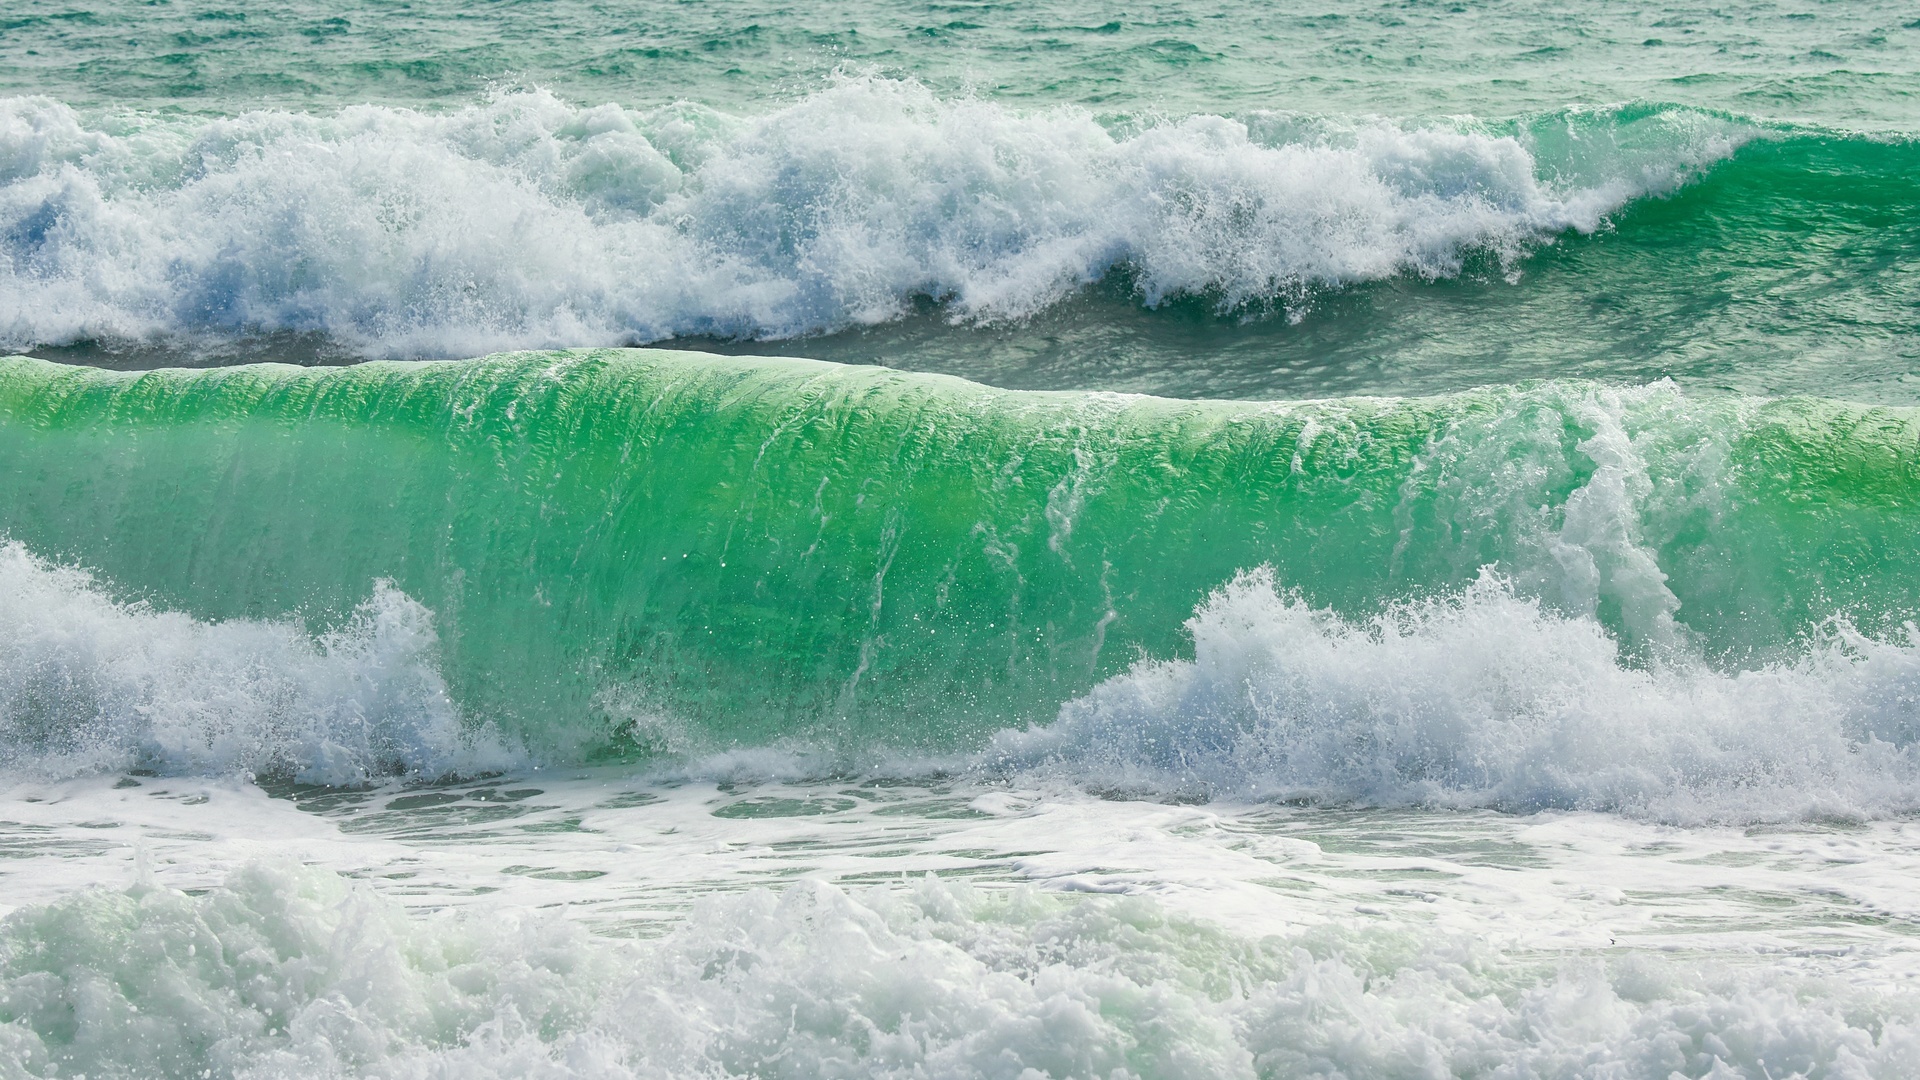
4 772 1919 1077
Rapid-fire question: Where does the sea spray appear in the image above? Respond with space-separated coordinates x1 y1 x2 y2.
993 568 1920 823
8 532 1920 823
4 5 1918 1076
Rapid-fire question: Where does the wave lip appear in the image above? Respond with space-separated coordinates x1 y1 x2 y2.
993 568 1920 824
0 82 1749 357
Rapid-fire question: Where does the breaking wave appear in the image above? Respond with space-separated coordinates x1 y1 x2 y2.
0 82 1747 356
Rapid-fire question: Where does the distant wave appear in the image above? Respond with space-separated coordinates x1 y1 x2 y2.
0 81 1747 357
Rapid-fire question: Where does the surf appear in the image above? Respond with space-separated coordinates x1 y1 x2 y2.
2 349 1918 822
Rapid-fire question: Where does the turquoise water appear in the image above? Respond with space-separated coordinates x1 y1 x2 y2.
4 3 1920 1077
5 0 1918 129
6 351 1920 767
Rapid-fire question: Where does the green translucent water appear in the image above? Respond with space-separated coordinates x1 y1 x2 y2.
4 350 1916 755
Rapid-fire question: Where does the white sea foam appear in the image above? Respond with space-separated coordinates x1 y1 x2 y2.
0 541 509 784
994 567 1920 823
0 82 1746 356
0 860 1914 1079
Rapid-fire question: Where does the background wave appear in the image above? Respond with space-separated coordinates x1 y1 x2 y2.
0 84 1748 358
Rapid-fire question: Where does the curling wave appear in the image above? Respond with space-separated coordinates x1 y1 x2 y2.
3 351 1920 779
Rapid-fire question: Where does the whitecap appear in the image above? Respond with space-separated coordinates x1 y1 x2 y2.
0 82 1749 357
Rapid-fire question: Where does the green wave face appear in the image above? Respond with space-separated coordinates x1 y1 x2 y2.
1 350 1916 758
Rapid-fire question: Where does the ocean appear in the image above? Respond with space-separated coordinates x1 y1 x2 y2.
3 2 1920 1076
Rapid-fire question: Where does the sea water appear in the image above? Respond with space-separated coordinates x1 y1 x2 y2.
3 3 1920 1077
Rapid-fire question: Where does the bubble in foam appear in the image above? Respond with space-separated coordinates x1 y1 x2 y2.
992 567 1920 823
0 540 511 783
0 83 1748 357
1 861 1915 1079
